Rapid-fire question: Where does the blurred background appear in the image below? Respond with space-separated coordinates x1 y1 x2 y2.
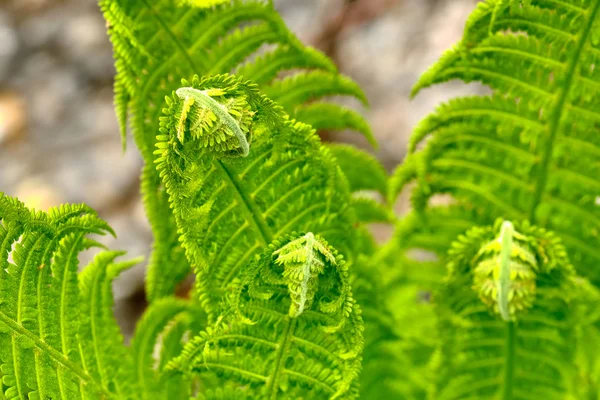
0 0 482 335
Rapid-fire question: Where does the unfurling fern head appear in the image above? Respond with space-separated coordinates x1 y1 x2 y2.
242 232 354 321
472 221 538 320
169 233 364 399
164 75 256 157
434 220 581 399
446 219 573 321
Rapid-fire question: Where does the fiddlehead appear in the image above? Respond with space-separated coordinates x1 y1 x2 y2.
172 86 254 157
434 219 581 399
169 232 364 399
471 220 538 321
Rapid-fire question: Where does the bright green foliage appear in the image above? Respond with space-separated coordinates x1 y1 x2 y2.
130 297 206 400
471 220 539 320
0 194 137 400
434 219 582 400
389 0 600 284
176 0 230 8
156 74 358 318
327 144 393 225
4 0 600 399
168 233 363 399
100 0 372 301
0 194 211 400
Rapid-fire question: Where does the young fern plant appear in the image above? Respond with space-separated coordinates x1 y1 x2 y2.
155 74 398 398
434 219 585 400
4 0 600 399
169 232 363 399
385 0 600 398
155 73 359 319
389 0 600 280
100 0 376 301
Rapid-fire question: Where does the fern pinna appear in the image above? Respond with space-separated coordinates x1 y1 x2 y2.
100 0 373 301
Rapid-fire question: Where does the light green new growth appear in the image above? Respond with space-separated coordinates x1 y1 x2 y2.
496 221 513 321
169 233 364 399
272 232 338 317
436 219 580 400
177 0 229 8
174 87 251 156
100 0 374 301
471 220 539 321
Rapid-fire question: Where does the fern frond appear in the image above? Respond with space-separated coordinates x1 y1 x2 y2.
100 0 374 300
0 193 138 400
235 45 336 85
294 104 376 148
155 74 357 318
130 297 206 400
328 144 388 196
351 197 395 224
168 233 363 399
433 219 581 399
263 71 368 111
390 0 600 284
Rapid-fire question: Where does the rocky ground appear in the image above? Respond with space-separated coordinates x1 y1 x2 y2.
0 0 481 335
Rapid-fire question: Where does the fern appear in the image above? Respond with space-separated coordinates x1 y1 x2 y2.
168 232 363 399
0 194 215 400
389 0 600 284
100 0 373 301
155 73 361 318
433 219 588 399
130 297 206 399
383 0 600 397
5 0 599 398
0 194 139 399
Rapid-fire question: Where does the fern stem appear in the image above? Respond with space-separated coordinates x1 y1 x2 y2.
218 161 273 241
266 318 296 399
0 311 113 399
529 0 600 222
497 221 513 321
502 321 516 400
